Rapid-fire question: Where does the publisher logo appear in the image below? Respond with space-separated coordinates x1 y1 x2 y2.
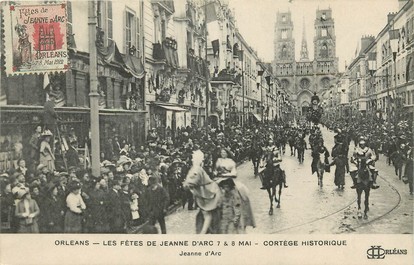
367 245 408 259
367 246 385 259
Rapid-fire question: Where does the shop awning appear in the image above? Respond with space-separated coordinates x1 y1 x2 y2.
251 113 262 122
155 104 187 112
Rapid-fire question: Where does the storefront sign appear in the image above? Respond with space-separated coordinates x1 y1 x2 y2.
4 2 68 75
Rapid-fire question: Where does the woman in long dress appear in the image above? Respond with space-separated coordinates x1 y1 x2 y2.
39 130 55 172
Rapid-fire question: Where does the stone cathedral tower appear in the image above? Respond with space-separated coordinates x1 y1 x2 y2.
273 8 339 115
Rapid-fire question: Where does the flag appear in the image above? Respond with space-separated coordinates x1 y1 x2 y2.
265 76 271 86
238 49 244 62
256 75 261 85
166 111 172 128
389 29 399 40
43 73 50 90
205 2 217 23
211 39 220 58
84 144 91 169
205 2 220 58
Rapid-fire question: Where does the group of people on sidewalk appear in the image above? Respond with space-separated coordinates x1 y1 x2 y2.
1 118 284 234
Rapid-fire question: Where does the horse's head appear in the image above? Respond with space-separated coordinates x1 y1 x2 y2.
358 157 368 170
183 165 205 190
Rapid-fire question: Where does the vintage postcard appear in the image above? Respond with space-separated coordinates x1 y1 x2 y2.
0 0 412 264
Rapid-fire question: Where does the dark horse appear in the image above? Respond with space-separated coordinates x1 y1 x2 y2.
250 140 263 175
260 161 285 215
355 157 371 219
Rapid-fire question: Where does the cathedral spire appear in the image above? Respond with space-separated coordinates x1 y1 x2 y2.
300 17 309 61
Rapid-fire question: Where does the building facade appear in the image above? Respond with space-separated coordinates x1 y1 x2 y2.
344 0 413 123
0 0 279 172
273 9 339 116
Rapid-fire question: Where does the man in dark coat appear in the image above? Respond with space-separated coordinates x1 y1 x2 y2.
66 140 80 169
146 176 169 234
43 94 59 132
107 182 125 233
403 148 413 195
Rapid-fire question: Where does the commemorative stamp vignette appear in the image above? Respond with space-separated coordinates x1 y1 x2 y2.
3 1 68 75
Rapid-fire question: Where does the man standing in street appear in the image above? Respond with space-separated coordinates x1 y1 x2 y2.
146 176 169 234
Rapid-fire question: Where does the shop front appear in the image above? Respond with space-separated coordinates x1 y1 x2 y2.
149 103 192 139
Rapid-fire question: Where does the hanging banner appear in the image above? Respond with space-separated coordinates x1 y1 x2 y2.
175 112 184 129
4 1 68 75
185 112 192 127
166 111 172 129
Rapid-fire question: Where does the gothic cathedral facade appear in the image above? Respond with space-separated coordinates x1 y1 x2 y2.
273 9 338 115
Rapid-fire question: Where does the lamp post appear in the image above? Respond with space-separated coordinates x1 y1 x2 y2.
367 52 377 118
389 29 399 124
88 1 100 177
239 50 245 129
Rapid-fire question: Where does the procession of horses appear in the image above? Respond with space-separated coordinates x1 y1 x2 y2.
182 121 386 234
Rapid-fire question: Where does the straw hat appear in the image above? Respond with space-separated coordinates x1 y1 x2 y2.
41 129 53 137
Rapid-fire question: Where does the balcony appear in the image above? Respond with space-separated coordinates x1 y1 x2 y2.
152 38 179 68
187 49 207 78
211 68 242 86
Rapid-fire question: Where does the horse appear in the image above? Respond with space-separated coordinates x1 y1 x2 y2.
311 145 329 188
250 141 263 175
296 137 306 164
260 162 285 215
183 151 255 234
355 157 371 219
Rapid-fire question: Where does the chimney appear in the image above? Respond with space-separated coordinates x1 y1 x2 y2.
360 35 375 54
387 12 396 23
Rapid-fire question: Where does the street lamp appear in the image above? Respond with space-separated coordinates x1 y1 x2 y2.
367 52 377 116
389 28 399 123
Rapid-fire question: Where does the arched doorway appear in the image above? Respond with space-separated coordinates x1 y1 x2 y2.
297 90 313 116
301 101 310 115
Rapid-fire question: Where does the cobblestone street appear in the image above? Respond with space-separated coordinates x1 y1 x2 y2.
165 127 413 234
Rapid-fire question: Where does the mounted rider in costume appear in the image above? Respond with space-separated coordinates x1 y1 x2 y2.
350 137 380 189
259 139 288 190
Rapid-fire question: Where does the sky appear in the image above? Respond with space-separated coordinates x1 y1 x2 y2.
226 0 400 72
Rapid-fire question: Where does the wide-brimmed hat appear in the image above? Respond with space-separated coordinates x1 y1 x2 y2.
16 187 29 199
41 130 53 137
215 177 236 188
117 156 133 167
68 180 82 192
37 164 47 171
102 160 116 169
68 166 78 173
100 167 111 175
57 172 69 178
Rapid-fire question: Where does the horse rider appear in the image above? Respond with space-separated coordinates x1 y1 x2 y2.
350 137 380 189
295 132 307 163
311 138 329 176
259 139 288 190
